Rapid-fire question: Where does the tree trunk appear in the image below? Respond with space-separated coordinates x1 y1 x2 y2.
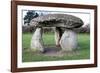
60 29 78 51
30 27 44 52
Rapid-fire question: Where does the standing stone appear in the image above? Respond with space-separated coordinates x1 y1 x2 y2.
59 29 78 51
30 27 44 52
54 27 62 47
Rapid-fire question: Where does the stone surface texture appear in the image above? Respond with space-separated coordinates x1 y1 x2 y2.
30 14 83 28
60 29 78 51
30 28 44 52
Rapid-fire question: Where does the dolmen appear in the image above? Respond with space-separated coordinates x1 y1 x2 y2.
30 14 84 52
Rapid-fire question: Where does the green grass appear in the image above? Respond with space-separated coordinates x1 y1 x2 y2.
22 33 90 62
22 33 56 49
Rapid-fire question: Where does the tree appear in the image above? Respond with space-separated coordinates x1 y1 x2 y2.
24 10 39 25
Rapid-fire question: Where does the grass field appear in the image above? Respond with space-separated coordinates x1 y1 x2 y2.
22 33 90 62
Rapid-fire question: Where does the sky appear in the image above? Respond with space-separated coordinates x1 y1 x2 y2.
22 10 90 26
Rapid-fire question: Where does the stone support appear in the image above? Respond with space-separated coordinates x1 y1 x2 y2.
30 27 44 52
60 29 78 51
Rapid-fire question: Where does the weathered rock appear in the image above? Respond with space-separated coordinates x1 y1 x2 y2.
54 27 62 47
30 27 44 52
30 14 83 52
30 14 83 28
59 29 78 51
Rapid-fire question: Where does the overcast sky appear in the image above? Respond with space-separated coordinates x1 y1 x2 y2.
22 10 90 26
